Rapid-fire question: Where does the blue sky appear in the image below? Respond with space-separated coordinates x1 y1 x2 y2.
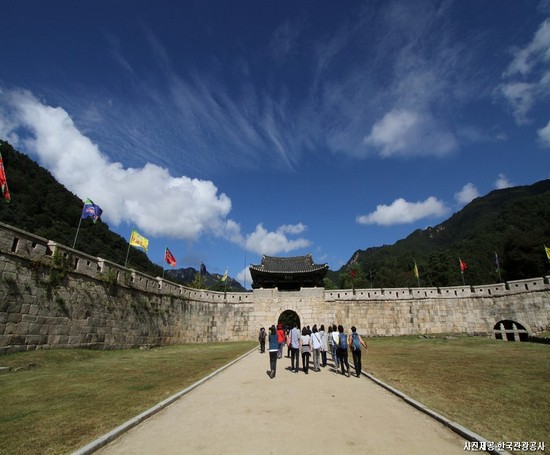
1 1 549 288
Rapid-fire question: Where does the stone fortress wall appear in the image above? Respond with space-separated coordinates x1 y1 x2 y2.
0 222 548 355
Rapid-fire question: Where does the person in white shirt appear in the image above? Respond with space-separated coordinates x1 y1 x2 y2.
289 323 301 373
319 324 328 367
331 324 340 371
299 327 312 374
310 325 322 372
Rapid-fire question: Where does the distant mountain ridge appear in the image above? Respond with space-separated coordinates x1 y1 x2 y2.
164 266 245 291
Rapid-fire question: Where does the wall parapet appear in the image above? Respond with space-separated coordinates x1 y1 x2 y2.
0 221 251 302
2 221 548 303
324 277 550 302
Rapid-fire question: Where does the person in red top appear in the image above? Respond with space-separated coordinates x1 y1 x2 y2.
276 324 285 359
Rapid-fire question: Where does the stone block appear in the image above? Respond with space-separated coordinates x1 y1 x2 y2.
25 334 42 345
3 322 17 335
7 302 22 314
21 314 36 323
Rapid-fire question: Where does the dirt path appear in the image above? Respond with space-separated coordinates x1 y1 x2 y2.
86 348 470 454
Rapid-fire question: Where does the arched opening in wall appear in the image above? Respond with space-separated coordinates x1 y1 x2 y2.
493 320 529 342
278 310 300 330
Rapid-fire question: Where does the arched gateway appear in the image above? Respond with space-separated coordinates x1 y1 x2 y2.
278 309 300 329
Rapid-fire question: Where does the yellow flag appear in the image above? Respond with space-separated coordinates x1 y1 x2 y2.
545 244 550 261
413 261 419 279
129 229 149 252
221 269 228 282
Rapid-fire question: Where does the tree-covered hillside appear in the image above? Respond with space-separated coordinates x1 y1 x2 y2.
327 180 550 289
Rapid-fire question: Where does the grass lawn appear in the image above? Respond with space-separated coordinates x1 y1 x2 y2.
1 336 548 454
365 335 549 454
0 342 256 454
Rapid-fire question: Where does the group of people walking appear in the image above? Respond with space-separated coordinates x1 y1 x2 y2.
259 323 367 379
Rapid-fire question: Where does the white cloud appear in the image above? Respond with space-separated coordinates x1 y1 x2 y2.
244 223 311 256
364 108 458 158
356 196 449 226
236 266 252 288
537 120 550 147
454 183 480 206
494 173 512 189
0 89 313 256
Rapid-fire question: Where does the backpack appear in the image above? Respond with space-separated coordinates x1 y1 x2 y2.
338 332 347 349
351 332 361 351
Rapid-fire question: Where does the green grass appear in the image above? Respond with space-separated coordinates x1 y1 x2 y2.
0 342 255 454
365 335 549 454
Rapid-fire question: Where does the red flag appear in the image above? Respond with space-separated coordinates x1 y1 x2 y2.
459 258 467 272
349 268 357 278
164 247 176 267
0 152 11 202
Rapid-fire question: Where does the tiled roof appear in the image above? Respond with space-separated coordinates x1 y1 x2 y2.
250 254 328 274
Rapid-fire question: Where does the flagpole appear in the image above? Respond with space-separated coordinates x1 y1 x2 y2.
224 267 228 293
244 236 247 290
495 252 502 283
459 258 465 286
161 247 166 280
124 228 133 267
72 216 83 249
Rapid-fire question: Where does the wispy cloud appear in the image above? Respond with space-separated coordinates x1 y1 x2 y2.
537 120 550 147
497 18 550 125
19 1 510 185
356 196 449 226
98 0 476 173
270 19 303 61
306 0 468 159
137 29 302 172
364 108 458 158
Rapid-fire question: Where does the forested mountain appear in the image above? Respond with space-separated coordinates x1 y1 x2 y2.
0 140 245 290
326 180 550 289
